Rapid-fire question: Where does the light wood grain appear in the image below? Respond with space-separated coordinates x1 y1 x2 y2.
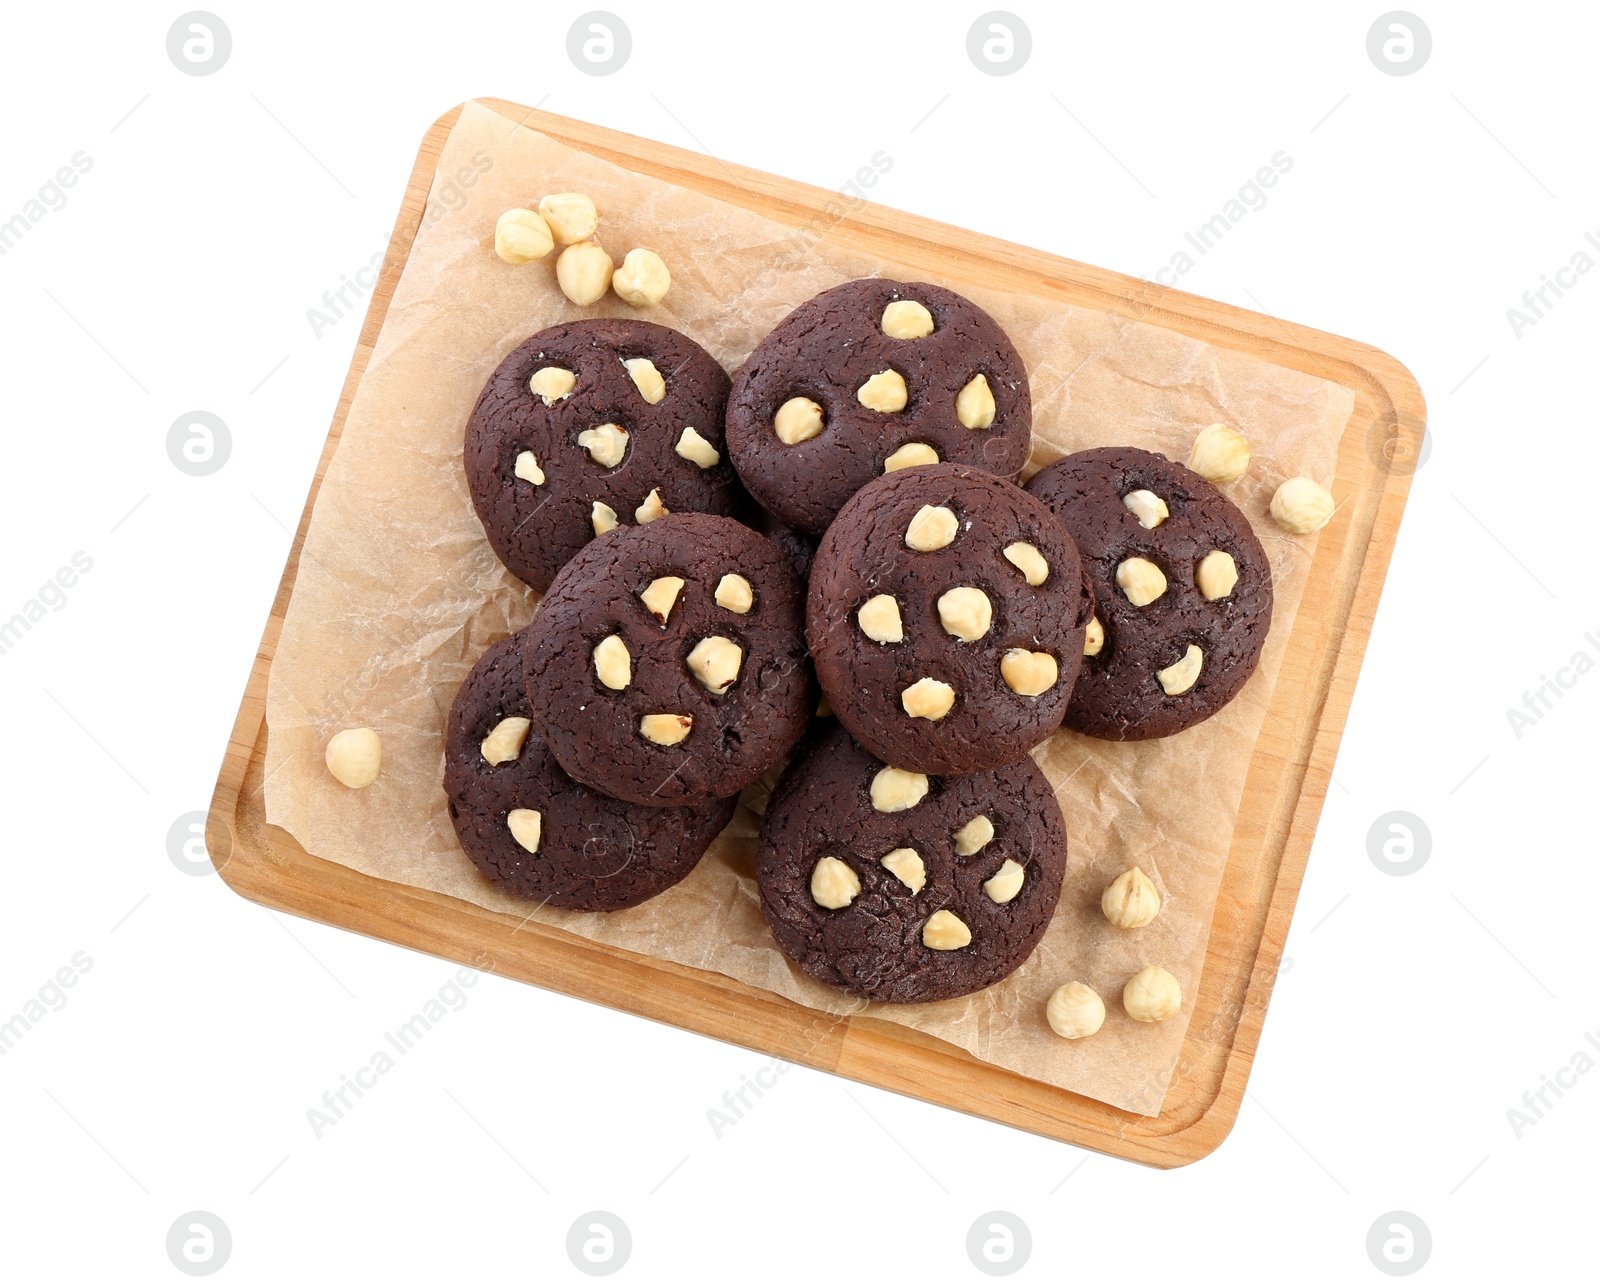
207 99 1422 1167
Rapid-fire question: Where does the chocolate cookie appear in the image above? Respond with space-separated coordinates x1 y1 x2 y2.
1026 445 1274 740
725 279 1032 538
807 463 1093 776
525 512 815 807
465 319 738 591
757 723 1067 1004
445 629 737 910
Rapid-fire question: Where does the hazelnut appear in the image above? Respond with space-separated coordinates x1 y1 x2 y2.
529 366 576 405
591 501 620 535
1000 648 1058 697
937 586 992 641
952 814 994 856
714 574 753 614
480 716 531 766
675 426 720 468
880 847 926 894
640 713 693 746
634 488 670 524
1123 489 1169 528
905 504 959 551
955 373 996 429
514 450 545 486
870 765 928 813
1116 556 1167 606
612 247 671 307
325 727 381 789
555 240 613 306
494 208 554 264
884 442 939 472
623 357 666 404
1188 423 1250 485
1270 476 1336 534
774 396 825 445
506 808 543 854
1083 616 1105 656
1123 965 1182 1023
901 677 956 720
811 856 861 909
537 192 599 245
1157 644 1203 696
578 423 629 468
1101 866 1161 929
1196 550 1238 600
593 633 631 690
857 369 908 413
687 635 743 693
922 909 972 951
1046 982 1106 1039
881 299 934 339
983 858 1025 904
640 575 685 624
857 594 904 643
816 694 833 718
1002 541 1048 586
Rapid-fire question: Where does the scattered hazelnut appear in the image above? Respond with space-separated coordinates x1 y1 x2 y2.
1123 489 1169 528
983 859 1025 904
1101 866 1161 929
870 765 928 813
514 450 545 486
480 716 531 766
591 501 620 535
1196 550 1238 600
811 856 861 909
880 847 926 894
593 633 631 690
1046 982 1106 1039
537 192 599 244
937 586 992 641
922 909 972 951
494 208 554 264
1116 556 1167 606
529 366 576 405
857 369 908 413
857 594 904 644
952 814 994 856
1123 966 1182 1023
640 713 693 746
1188 423 1251 485
884 442 939 472
578 423 629 468
774 396 825 445
675 426 720 468
1000 648 1058 697
687 635 743 693
714 574 753 613
506 808 543 854
881 299 935 339
955 373 996 429
612 247 671 307
555 240 613 306
634 488 670 524
623 357 666 404
1001 541 1048 586
905 504 959 551
1270 476 1336 534
816 694 833 718
1157 644 1203 696
1083 616 1105 656
901 677 956 720
640 575 684 624
325 727 381 789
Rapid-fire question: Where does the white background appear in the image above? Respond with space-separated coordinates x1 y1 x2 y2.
1 1 1594 1282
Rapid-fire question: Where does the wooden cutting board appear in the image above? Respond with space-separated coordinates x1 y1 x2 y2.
207 98 1423 1167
